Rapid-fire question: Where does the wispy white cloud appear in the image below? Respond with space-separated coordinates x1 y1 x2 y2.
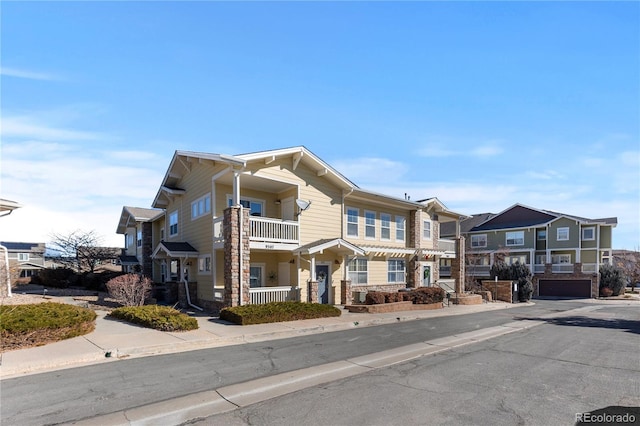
2 115 104 141
418 139 504 159
331 157 408 183
0 66 58 81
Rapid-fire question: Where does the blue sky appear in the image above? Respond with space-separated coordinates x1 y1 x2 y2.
1 1 638 249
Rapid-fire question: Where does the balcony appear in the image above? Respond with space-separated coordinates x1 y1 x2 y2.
213 216 300 249
438 239 456 252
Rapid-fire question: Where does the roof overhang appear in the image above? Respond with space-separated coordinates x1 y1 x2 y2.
294 238 365 256
152 241 199 259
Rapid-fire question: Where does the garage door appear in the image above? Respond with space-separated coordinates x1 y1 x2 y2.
538 279 591 298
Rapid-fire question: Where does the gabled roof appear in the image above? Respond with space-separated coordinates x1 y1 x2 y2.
469 203 617 232
116 206 164 234
293 238 365 256
440 213 496 237
152 241 199 259
118 255 139 265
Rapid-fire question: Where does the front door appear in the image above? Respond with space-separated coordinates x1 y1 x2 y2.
422 265 431 287
315 264 330 304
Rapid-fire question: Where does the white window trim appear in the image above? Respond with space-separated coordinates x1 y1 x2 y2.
347 207 359 238
226 194 265 217
191 193 212 220
198 254 212 275
169 211 179 237
423 219 431 240
471 234 487 248
506 231 524 246
582 227 595 241
18 253 29 261
364 210 376 240
387 258 406 283
551 254 571 264
380 213 391 241
557 227 570 241
395 216 405 242
348 257 368 284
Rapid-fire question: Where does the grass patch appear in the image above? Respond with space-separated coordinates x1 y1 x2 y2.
0 303 97 352
219 301 341 325
109 305 198 332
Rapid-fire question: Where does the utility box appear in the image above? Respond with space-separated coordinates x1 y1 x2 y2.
352 291 367 304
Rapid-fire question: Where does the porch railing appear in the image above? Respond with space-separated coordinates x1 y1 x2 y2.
533 264 545 274
581 263 597 273
436 279 456 293
213 216 299 245
552 264 574 273
466 265 491 276
249 217 299 243
249 286 297 304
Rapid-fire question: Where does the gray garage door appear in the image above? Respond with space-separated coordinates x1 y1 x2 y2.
538 279 591 298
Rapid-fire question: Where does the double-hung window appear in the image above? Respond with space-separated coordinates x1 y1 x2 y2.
471 234 487 248
537 230 546 240
348 258 368 284
198 255 212 274
582 227 595 241
380 214 391 240
387 259 405 283
169 211 179 236
506 231 524 246
395 216 405 241
192 194 211 219
365 211 376 239
347 208 359 237
137 231 142 247
557 227 569 241
18 253 29 261
423 220 431 240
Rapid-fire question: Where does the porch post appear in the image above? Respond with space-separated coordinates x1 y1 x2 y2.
232 171 241 206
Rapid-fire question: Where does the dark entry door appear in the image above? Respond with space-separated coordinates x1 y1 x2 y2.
316 264 330 304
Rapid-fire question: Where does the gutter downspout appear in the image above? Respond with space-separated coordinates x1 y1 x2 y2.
182 257 203 311
1 245 11 297
239 205 244 306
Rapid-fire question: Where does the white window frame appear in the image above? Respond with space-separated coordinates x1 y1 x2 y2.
137 230 142 248
387 258 406 283
348 258 368 284
169 211 179 236
380 213 391 241
551 254 571 264
506 231 524 246
395 216 405 242
582 227 595 241
198 254 212 275
423 219 431 240
18 253 29 261
365 210 376 239
471 234 487 248
227 195 264 217
347 207 359 237
191 193 212 220
249 263 265 288
537 230 546 240
557 227 569 241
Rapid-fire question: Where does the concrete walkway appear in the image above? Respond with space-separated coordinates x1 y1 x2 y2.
1 299 522 379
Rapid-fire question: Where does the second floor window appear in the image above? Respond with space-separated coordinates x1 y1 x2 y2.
506 231 524 246
537 230 546 240
18 253 29 261
471 234 487 248
227 197 264 217
169 211 179 236
347 208 359 237
557 227 569 241
380 214 391 240
126 233 134 248
552 254 571 264
423 220 431 240
582 227 595 241
192 194 211 219
137 231 142 247
365 211 376 239
395 216 405 241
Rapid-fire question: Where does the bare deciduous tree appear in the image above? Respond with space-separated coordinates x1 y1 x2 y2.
106 273 152 306
48 230 117 273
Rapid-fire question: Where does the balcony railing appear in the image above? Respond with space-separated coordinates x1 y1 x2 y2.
552 264 574 273
213 216 300 246
438 239 456 252
466 265 491 276
581 263 597 273
249 286 298 304
533 264 545 274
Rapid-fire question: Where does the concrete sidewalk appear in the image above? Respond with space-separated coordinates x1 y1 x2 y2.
0 300 523 379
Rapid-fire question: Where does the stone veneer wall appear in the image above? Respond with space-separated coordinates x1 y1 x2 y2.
223 206 250 307
406 210 422 288
142 222 153 278
351 283 407 293
341 279 352 305
481 280 514 303
451 237 466 293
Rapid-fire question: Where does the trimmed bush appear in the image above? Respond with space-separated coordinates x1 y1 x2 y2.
599 264 626 296
365 291 386 305
219 302 341 325
109 305 198 331
31 268 76 288
410 287 445 304
0 303 97 351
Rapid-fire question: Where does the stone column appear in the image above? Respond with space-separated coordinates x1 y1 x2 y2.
451 236 466 293
407 210 422 288
308 281 319 303
223 206 250 307
341 279 352 305
142 222 153 279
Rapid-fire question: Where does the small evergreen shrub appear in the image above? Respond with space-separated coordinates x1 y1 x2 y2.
599 264 626 296
219 302 341 325
517 278 533 302
31 268 76 288
0 303 97 350
109 305 198 331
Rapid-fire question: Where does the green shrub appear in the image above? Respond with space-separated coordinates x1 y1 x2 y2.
31 268 76 288
0 303 97 350
109 305 198 331
219 302 341 325
599 264 626 296
517 278 533 302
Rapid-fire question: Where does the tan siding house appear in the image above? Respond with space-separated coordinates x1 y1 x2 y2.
118 147 466 312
